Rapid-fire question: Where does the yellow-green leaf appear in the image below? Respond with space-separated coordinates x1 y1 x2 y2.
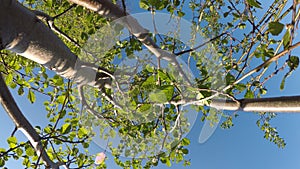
27 90 36 103
61 123 71 134
5 73 13 84
7 136 17 148
25 147 35 156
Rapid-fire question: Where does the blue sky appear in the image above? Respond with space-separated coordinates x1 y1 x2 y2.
1 0 300 169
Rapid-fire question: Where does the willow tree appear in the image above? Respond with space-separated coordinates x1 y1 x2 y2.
0 0 299 168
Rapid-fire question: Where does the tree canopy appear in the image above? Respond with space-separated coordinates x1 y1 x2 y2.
0 0 299 168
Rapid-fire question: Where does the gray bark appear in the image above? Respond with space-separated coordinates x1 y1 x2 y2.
210 96 300 112
0 0 111 88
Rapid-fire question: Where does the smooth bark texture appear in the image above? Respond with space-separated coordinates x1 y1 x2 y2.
0 0 110 88
0 74 65 169
210 96 300 112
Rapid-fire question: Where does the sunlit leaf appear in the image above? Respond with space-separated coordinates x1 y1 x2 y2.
25 146 35 156
139 0 149 10
27 89 36 103
244 89 254 98
181 138 190 146
7 136 17 148
61 123 71 134
5 74 13 84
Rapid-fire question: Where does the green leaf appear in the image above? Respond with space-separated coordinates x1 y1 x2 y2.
46 0 52 7
173 0 180 6
223 12 229 17
53 75 64 86
137 104 151 113
78 127 88 138
142 76 155 89
27 90 36 103
44 126 52 134
238 23 246 29
181 138 190 146
155 0 168 10
244 89 254 98
177 11 185 17
149 85 174 103
109 129 116 138
82 142 89 148
25 147 35 156
22 157 30 167
158 70 172 82
181 148 189 154
259 88 267 95
0 158 5 167
0 148 6 153
5 73 13 84
10 82 17 89
252 81 260 87
61 123 71 134
7 136 17 148
145 65 154 73
268 22 284 36
160 85 174 101
16 148 23 156
139 0 149 10
166 158 171 167
196 92 204 100
57 95 66 104
280 76 286 90
18 86 24 96
225 73 235 85
75 6 83 14
81 32 88 41
283 31 291 49
235 83 246 92
246 0 262 8
288 56 299 70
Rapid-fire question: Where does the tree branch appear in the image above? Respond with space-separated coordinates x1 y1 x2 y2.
0 0 111 88
211 95 300 112
68 0 193 85
223 41 300 91
174 95 300 112
0 74 67 169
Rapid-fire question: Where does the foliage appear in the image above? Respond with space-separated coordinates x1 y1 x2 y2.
1 0 299 168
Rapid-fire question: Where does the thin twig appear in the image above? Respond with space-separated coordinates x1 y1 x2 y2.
223 41 300 92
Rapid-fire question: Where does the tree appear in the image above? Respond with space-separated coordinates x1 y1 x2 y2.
0 0 299 168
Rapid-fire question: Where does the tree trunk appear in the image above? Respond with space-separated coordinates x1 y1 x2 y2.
0 0 111 88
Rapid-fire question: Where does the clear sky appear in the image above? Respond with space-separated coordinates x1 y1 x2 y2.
1 1 300 169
